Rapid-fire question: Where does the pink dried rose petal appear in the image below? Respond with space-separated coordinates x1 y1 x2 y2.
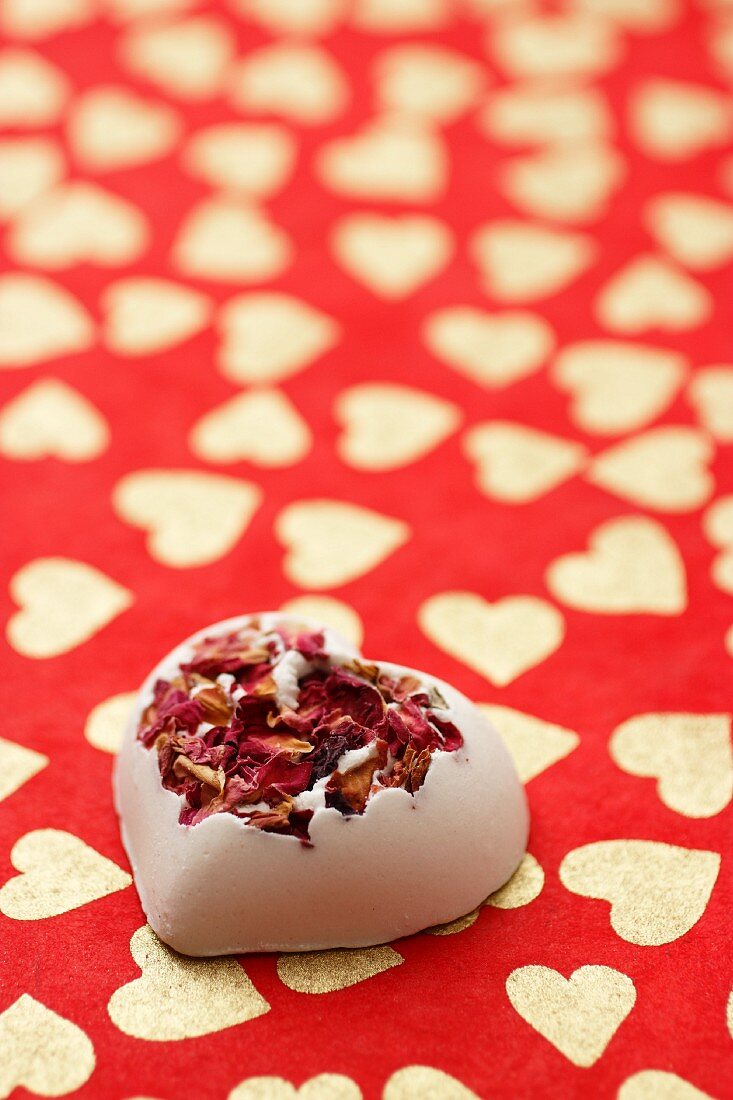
137 622 463 840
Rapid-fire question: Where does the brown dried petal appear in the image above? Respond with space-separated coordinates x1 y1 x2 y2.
173 755 224 791
326 738 389 814
191 682 234 724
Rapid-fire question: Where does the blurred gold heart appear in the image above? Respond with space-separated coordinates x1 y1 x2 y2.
463 421 587 503
630 79 731 161
384 1067 479 1100
492 13 622 80
483 85 611 148
469 220 595 303
595 254 711 334
85 692 136 753
559 840 720 945
0 49 68 127
546 516 687 614
182 122 296 197
0 378 108 462
120 16 235 100
0 273 93 368
418 591 565 687
8 181 148 269
218 292 339 384
172 198 291 283
645 192 733 271
423 307 555 388
190 388 311 468
68 85 180 171
113 469 262 568
229 43 348 125
374 43 483 122
275 500 409 589
108 925 269 1039
335 382 460 470
703 495 733 595
102 277 212 357
317 116 447 202
506 965 635 1067
552 340 686 434
588 427 714 512
0 736 47 805
610 712 732 818
0 136 62 219
689 368 733 442
277 946 402 993
501 144 625 224
7 556 132 658
332 214 453 300
0 829 131 919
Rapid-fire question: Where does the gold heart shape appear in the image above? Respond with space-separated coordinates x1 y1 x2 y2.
423 306 555 388
113 469 262 568
546 515 687 615
218 292 339 384
243 0 344 36
689 368 733 442
108 925 269 1040
172 197 291 283
1 0 93 38
0 136 62 219
384 1066 479 1100
619 1070 713 1100
189 388 311 468
0 736 47 804
469 220 595 303
0 995 95 1098
703 495 733 595
485 852 544 909
463 421 587 503
0 829 131 919
374 43 483 122
7 556 132 658
85 691 136 753
182 122 296 197
275 499 410 589
229 1075 362 1100
483 85 612 148
630 79 732 161
492 13 622 80
611 712 733 818
645 192 733 271
316 116 447 203
570 0 679 33
501 144 625 224
120 16 235 100
479 704 579 783
588 427 714 512
418 591 565 687
595 254 711 334
559 840 721 945
277 946 402 993
0 273 93 368
0 49 68 127
280 595 363 647
229 43 348 125
506 965 636 1067
335 382 461 469
331 213 453 300
67 85 181 171
0 378 108 462
102 277 212 357
8 181 148 270
353 0 448 33
552 339 687 435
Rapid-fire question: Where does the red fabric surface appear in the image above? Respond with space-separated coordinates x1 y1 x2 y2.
0 1 731 1098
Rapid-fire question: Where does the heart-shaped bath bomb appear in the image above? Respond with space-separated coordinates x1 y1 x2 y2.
115 612 528 955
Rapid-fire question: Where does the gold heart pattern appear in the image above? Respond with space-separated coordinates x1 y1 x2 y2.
506 965 636 1067
0 995 95 1098
559 840 720 945
276 946 402 993
0 829 131 919
610 713 733 818
108 925 270 1039
0 3 730 1096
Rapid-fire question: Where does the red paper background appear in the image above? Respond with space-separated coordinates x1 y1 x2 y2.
0 1 731 1097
